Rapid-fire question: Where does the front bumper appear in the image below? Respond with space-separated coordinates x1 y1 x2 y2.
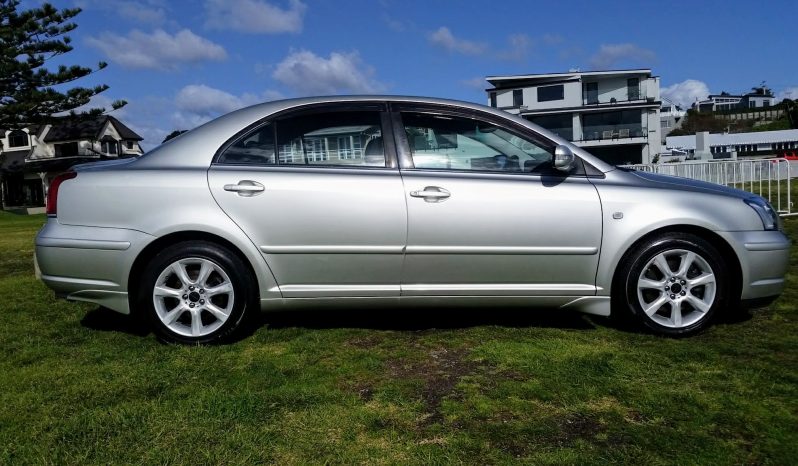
35 219 156 314
716 229 791 301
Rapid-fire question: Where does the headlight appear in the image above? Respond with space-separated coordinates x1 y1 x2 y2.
744 197 781 231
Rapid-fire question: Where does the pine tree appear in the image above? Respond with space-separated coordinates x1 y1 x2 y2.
0 0 125 131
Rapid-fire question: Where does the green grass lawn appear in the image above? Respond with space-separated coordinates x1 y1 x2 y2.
1 211 796 465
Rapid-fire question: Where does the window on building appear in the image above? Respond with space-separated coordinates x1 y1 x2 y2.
489 92 497 108
583 82 598 104
749 101 755 108
54 142 79 157
101 140 118 155
126 141 134 149
513 89 523 107
527 114 573 140
627 78 640 100
764 101 770 108
8 130 28 148
537 84 564 102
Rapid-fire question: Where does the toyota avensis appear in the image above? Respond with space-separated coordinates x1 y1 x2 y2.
35 96 790 344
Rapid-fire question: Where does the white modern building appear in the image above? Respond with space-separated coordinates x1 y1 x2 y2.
485 69 662 164
666 129 798 159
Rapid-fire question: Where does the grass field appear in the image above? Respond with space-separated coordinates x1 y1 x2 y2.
0 211 796 465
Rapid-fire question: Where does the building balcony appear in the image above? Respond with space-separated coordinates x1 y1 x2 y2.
582 86 654 106
576 125 648 145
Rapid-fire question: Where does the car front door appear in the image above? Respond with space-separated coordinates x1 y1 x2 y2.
393 107 602 297
208 104 407 298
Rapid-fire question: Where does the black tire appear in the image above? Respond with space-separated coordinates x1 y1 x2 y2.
138 240 256 344
614 232 729 337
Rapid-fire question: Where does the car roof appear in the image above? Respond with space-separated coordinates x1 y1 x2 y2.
133 95 614 172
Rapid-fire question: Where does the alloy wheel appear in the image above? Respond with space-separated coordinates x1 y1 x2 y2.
152 257 235 337
636 248 717 329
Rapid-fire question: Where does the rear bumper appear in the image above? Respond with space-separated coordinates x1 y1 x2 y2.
35 219 155 314
717 230 791 301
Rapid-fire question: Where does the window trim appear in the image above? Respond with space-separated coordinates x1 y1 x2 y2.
211 102 398 170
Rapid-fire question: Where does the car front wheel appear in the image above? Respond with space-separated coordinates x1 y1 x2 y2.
617 232 728 336
140 241 255 344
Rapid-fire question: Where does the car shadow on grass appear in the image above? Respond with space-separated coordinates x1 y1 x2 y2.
80 307 150 337
258 306 598 332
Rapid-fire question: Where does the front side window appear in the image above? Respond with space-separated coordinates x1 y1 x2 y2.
401 112 556 174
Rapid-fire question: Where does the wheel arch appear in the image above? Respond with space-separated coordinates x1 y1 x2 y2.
610 224 743 306
127 230 264 315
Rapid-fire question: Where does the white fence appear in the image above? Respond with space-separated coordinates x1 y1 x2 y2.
623 158 794 216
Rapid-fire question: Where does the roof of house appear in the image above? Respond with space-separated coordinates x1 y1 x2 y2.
43 115 142 142
666 129 798 149
486 69 653 87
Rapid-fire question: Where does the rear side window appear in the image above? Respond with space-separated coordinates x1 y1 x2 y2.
217 123 275 165
275 111 386 167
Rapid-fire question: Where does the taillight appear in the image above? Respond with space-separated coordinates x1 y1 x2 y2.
46 171 77 217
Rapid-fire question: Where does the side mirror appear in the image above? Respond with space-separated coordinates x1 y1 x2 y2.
553 144 576 172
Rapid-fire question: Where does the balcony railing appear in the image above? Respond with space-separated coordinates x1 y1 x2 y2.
582 86 652 106
578 125 648 142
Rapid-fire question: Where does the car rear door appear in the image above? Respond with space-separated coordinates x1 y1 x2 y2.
208 103 407 298
392 105 603 297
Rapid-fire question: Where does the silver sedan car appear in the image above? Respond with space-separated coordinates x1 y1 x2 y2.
35 96 790 344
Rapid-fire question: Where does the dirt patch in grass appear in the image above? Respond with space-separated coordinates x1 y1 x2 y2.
386 347 478 425
346 334 383 350
558 412 605 444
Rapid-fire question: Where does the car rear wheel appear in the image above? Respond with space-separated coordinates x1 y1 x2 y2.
616 232 728 336
140 241 255 344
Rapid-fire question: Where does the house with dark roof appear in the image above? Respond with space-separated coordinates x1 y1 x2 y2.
0 115 143 211
693 86 777 112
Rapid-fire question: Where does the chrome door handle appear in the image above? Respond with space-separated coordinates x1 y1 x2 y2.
224 180 265 197
410 186 450 202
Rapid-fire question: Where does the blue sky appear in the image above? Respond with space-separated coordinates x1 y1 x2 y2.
30 0 798 148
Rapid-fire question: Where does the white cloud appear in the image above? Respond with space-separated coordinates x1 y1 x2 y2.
777 86 798 101
661 79 711 107
498 33 532 61
272 50 385 95
172 84 283 129
588 43 656 69
461 77 487 90
204 0 306 34
428 27 487 56
542 34 564 45
86 29 227 70
383 14 405 32
77 0 167 24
